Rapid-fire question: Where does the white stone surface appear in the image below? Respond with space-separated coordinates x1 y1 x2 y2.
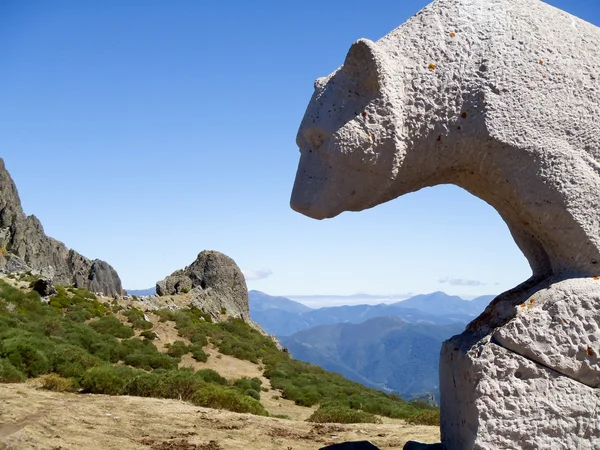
289 0 600 448
441 337 600 450
493 278 600 388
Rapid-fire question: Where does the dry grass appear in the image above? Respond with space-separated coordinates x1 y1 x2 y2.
0 383 440 450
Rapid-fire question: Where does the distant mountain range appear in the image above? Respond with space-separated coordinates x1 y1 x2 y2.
126 288 156 296
125 287 496 400
248 290 496 400
280 317 465 400
249 290 495 337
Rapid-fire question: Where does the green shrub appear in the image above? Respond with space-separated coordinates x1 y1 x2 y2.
0 335 52 377
188 331 208 346
192 384 267 416
49 286 106 318
125 372 162 397
122 307 153 330
118 339 178 371
157 369 204 401
0 358 27 383
64 308 92 322
80 365 139 395
196 369 227 385
89 316 134 338
308 402 382 424
51 344 103 378
404 409 440 426
0 280 41 306
166 340 189 358
245 389 260 401
140 330 157 340
233 377 262 393
61 321 120 363
71 288 97 300
189 344 208 362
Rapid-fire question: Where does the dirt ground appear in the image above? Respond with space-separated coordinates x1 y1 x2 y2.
0 384 440 450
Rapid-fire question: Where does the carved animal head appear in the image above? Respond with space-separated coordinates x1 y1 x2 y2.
291 39 406 220
289 3 600 278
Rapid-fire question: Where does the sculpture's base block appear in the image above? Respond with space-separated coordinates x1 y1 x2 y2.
440 282 600 450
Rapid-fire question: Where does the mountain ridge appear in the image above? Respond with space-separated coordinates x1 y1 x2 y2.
0 159 123 296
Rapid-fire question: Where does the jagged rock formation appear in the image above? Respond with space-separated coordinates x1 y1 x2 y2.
156 250 260 327
290 0 600 448
0 158 123 296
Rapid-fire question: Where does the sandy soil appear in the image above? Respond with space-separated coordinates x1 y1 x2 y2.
0 384 440 450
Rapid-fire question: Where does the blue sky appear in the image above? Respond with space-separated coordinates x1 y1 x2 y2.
1 1 598 302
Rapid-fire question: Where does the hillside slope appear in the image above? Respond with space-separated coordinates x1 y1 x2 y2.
281 317 466 400
0 159 123 296
0 274 440 442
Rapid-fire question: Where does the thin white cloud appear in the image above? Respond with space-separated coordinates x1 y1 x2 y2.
438 277 485 287
285 293 414 308
243 269 273 281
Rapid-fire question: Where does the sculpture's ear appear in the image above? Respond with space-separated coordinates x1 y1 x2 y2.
342 38 384 93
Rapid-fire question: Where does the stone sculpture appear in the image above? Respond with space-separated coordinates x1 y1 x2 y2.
290 0 600 448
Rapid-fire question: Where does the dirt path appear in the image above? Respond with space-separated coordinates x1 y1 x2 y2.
0 384 440 450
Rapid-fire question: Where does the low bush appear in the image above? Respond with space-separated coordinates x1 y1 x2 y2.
140 330 157 340
51 344 103 378
404 408 440 426
0 334 53 377
117 338 178 371
308 403 382 424
0 358 27 383
192 384 267 416
196 369 227 385
124 372 162 398
89 316 134 338
80 365 139 395
38 373 74 392
166 340 189 358
189 343 208 362
233 377 262 393
122 307 153 330
157 368 204 401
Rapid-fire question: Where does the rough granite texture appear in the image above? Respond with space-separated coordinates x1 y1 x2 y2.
0 158 123 296
156 250 282 348
289 0 600 448
157 250 254 324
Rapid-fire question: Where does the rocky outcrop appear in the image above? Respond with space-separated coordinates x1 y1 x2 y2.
290 0 600 448
156 250 253 323
156 250 281 349
0 158 123 296
32 278 57 297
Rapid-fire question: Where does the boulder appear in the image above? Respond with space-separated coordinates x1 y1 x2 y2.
32 278 57 297
157 250 252 322
5 254 31 274
0 159 123 296
156 250 282 348
290 0 600 447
